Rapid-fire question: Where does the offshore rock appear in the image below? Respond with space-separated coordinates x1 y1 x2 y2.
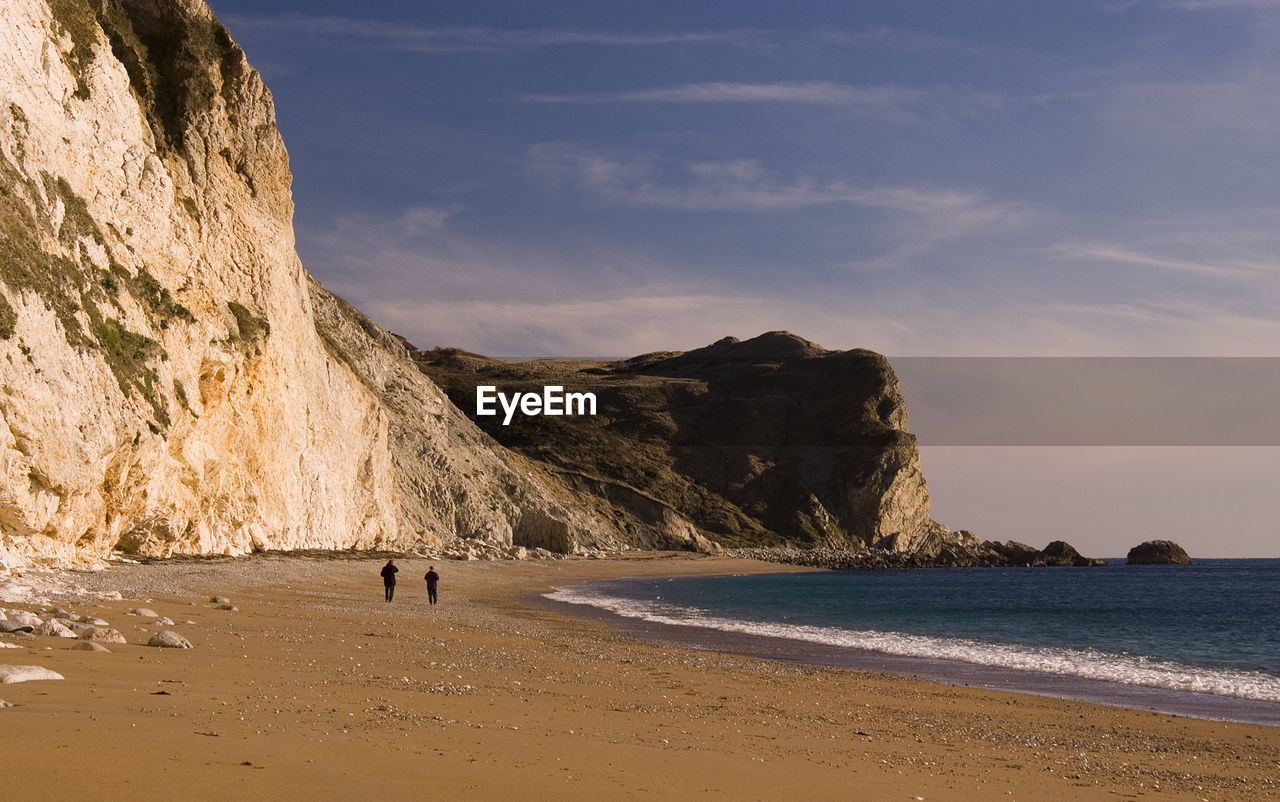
1127 540 1192 565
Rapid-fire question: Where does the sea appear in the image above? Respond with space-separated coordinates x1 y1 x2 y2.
545 559 1280 725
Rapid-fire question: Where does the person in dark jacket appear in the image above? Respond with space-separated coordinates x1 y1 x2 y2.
380 559 399 602
424 566 440 605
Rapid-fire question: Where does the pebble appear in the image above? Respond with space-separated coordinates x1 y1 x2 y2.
129 608 160 618
217 604 239 611
153 617 175 626
0 699 11 707
211 596 231 605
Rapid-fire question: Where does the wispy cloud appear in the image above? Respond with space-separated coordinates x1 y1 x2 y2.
1050 242 1278 279
1165 0 1280 9
222 14 758 53
526 144 1030 236
518 81 1003 120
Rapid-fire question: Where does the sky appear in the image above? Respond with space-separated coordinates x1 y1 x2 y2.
208 0 1280 556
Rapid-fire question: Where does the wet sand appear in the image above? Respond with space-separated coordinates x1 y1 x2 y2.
1 554 1277 800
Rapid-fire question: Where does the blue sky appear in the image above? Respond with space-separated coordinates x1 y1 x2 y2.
210 0 1280 358
208 1 1280 555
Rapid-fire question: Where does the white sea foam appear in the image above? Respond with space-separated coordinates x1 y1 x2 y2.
545 585 1280 703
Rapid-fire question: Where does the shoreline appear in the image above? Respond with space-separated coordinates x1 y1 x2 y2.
537 582 1280 727
2 554 1278 800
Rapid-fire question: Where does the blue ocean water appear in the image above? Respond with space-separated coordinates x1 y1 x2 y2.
547 560 1280 706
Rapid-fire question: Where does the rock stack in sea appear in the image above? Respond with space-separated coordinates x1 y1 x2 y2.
1126 540 1192 565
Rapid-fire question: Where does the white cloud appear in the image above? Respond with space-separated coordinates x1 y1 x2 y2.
518 81 1003 118
1050 242 1278 279
222 15 757 53
524 144 1031 238
1166 0 1280 9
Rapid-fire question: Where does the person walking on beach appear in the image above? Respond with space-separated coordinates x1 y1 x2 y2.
380 559 399 602
424 565 440 605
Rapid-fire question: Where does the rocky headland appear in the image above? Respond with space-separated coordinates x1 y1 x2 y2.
0 0 1102 573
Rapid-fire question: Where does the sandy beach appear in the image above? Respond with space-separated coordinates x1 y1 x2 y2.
1 554 1277 801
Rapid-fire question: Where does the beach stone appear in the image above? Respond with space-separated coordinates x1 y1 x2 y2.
129 608 160 618
1127 540 1192 565
0 621 34 634
79 626 128 644
79 616 110 626
147 631 192 649
8 611 42 628
0 665 65 683
211 597 231 605
71 641 111 652
36 619 77 638
153 617 175 626
49 607 72 618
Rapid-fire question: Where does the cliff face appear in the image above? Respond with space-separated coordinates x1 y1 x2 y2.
415 332 942 551
0 0 626 568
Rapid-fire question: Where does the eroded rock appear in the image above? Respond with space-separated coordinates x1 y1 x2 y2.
147 631 192 649
0 665 64 683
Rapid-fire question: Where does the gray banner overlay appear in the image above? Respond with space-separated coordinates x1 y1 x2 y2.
470 357 1280 446
893 358 1280 446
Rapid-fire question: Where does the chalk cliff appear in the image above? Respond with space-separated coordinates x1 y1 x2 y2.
0 0 971 570
0 0 627 569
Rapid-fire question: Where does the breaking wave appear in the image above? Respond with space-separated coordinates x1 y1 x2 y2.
546 584 1280 703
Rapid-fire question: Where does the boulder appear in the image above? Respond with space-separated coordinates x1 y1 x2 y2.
147 631 192 649
71 641 111 652
129 608 160 618
0 621 34 634
211 597 232 605
1127 540 1192 565
79 626 128 644
991 541 1045 566
35 619 78 639
1041 541 1106 567
0 665 65 683
153 618 175 626
7 611 42 628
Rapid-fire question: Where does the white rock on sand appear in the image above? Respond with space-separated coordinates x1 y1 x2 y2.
0 665 65 683
153 617 175 626
0 699 12 707
0 621 34 634
7 611 42 628
216 604 238 611
128 608 160 618
36 619 77 638
71 641 110 653
147 631 192 649
79 627 127 644
211 597 231 605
